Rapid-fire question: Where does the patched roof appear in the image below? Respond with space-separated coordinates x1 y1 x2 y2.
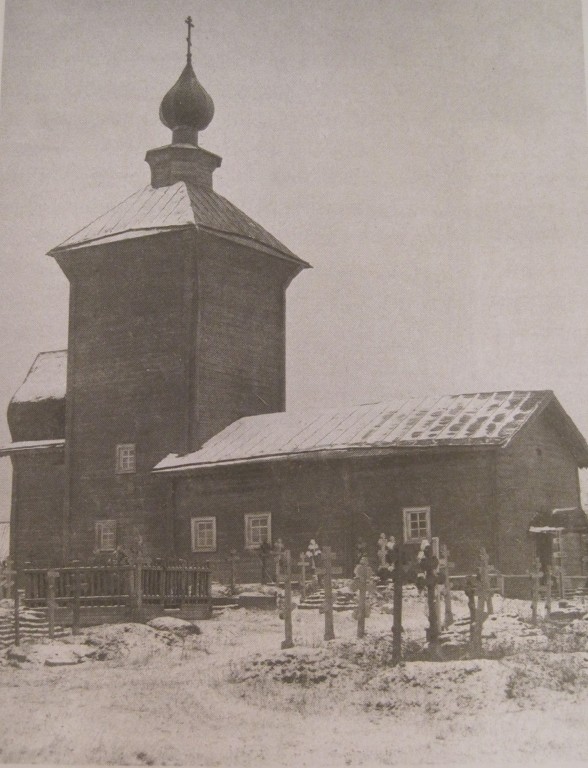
154 390 588 472
49 182 308 266
11 351 67 404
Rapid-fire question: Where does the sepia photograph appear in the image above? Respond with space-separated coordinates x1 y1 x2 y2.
1 1 588 765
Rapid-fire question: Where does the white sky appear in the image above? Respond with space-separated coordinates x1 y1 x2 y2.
1 1 588 520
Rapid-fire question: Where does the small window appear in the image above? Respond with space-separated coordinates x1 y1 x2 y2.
116 444 136 474
403 507 431 543
191 517 217 552
245 513 271 549
95 520 117 552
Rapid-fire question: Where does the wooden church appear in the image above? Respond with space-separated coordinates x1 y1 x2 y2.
3 24 588 584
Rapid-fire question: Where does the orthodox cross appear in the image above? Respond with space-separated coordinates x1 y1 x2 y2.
529 557 543 625
227 549 240 595
185 16 194 64
273 538 284 584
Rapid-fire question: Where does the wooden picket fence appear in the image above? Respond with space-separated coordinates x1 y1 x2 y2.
0 560 212 641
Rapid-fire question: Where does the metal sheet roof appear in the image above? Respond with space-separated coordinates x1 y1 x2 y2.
155 390 584 472
49 182 307 265
11 350 67 404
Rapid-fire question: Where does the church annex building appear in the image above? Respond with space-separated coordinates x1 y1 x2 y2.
3 31 588 583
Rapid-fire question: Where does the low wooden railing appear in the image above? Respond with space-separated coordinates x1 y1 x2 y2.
19 562 212 616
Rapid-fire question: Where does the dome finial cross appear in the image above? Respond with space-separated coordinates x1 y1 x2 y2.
185 16 194 64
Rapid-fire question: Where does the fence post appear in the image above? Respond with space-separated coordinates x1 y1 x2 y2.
160 563 166 611
392 543 403 665
72 562 81 635
281 550 294 649
135 560 144 619
322 545 335 641
47 569 59 640
179 563 187 612
14 586 23 646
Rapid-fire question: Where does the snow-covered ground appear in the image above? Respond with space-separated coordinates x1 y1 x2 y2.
1 585 588 766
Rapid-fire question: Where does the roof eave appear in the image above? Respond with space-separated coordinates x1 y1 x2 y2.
152 442 499 475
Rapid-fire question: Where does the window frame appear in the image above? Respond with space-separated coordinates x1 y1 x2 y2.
95 519 117 552
116 443 136 474
244 512 272 550
191 516 217 553
402 506 431 543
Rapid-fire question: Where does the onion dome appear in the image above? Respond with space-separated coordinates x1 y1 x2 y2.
159 18 214 146
159 62 214 144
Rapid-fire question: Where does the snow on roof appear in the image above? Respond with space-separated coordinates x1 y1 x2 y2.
0 523 9 562
11 351 67 404
0 439 65 457
49 182 309 267
154 390 587 473
528 526 564 533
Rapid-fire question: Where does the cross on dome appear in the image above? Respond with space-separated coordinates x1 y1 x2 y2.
158 17 214 146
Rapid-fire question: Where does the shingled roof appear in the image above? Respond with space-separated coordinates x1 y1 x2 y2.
153 390 588 473
48 182 309 268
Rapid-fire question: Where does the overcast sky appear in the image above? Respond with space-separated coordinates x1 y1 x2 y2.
1 1 588 521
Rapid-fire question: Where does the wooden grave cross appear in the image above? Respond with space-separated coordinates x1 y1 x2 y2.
273 538 284 585
227 549 240 595
472 548 490 657
529 557 543 626
431 537 442 630
377 534 388 569
544 563 552 617
297 552 308 601
423 544 440 645
439 544 454 628
281 550 294 649
352 557 377 638
320 546 337 641
391 542 404 665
